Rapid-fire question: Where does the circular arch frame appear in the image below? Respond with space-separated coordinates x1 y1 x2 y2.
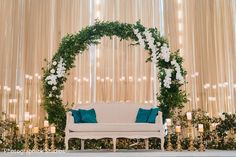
42 21 187 132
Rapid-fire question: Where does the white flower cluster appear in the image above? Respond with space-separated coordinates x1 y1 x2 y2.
171 59 184 84
163 68 173 88
160 43 171 62
45 57 66 91
133 27 184 88
143 30 158 64
133 29 145 48
133 28 159 64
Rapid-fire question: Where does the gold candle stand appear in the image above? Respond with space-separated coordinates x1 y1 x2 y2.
199 132 205 151
166 125 173 151
33 133 38 151
176 132 182 152
51 133 55 152
24 121 29 152
44 127 49 152
187 120 195 151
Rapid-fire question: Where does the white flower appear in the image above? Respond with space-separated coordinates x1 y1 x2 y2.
49 94 52 97
52 86 57 90
163 68 173 88
141 29 160 64
50 69 55 74
55 57 66 78
133 29 139 35
53 61 57 65
45 74 57 85
160 44 170 62
171 59 184 83
133 28 145 48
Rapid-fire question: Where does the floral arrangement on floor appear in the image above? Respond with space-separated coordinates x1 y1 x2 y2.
1 110 235 151
42 20 188 133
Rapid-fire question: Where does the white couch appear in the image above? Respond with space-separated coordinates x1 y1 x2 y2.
65 103 165 151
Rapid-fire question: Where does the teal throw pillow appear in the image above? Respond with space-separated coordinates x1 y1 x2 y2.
71 110 81 123
79 109 97 123
147 107 160 123
135 108 151 123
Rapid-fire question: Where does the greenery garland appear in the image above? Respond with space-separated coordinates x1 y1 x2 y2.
42 20 187 132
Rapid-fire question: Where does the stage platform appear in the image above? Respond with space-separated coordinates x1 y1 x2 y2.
1 150 236 157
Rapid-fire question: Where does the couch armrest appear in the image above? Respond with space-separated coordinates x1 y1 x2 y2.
155 111 163 125
66 111 73 129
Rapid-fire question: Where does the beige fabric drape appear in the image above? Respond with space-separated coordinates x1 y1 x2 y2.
0 0 236 128
164 0 236 117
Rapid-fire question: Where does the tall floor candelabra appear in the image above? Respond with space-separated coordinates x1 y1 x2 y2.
198 124 205 152
186 112 195 151
166 119 173 151
176 126 182 152
44 120 49 152
24 121 29 152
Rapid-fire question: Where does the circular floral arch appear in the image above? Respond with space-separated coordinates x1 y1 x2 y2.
42 21 187 132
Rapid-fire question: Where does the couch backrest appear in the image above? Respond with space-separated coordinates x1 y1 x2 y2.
72 103 157 123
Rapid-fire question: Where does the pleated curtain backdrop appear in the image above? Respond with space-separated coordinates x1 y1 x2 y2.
0 0 236 127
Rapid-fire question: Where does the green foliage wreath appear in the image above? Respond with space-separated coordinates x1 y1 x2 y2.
42 21 187 132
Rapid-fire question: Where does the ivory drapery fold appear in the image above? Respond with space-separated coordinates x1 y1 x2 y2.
0 0 236 128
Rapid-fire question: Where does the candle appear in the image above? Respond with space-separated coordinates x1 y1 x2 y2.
44 120 49 127
176 126 181 133
29 124 33 129
186 112 192 120
33 127 39 134
50 126 56 134
166 119 172 126
198 124 204 132
25 112 30 121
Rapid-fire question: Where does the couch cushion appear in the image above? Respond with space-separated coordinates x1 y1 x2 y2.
147 107 160 123
79 109 97 123
68 123 161 132
135 108 151 123
71 110 81 123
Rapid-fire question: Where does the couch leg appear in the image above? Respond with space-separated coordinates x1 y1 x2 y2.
161 137 164 151
145 138 149 150
113 138 116 152
65 137 69 151
81 139 85 150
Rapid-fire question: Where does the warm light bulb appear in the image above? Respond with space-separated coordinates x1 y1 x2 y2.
9 99 13 103
34 73 39 77
177 10 183 19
